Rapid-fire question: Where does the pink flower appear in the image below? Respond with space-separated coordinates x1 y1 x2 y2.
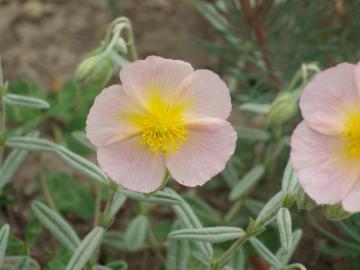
86 56 237 193
291 61 360 212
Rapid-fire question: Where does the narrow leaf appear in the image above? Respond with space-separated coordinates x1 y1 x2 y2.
166 223 189 270
1 256 39 270
54 145 108 183
230 165 265 201
277 208 293 253
164 188 213 259
65 227 104 270
72 131 96 152
250 237 281 268
0 132 39 191
124 215 148 252
3 94 49 110
281 160 299 194
169 227 244 243
0 224 10 266
119 189 180 205
6 137 55 152
255 191 283 227
32 201 80 252
275 229 303 267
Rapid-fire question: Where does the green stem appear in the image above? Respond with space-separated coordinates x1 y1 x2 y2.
211 235 249 270
39 156 58 212
126 22 138 61
100 187 117 228
94 183 102 227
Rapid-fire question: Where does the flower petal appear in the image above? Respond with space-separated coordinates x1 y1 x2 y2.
342 179 360 213
165 118 237 187
86 85 144 147
97 136 166 193
300 63 360 135
175 70 231 120
119 56 193 107
291 121 360 204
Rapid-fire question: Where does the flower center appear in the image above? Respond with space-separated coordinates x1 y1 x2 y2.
343 110 360 158
129 94 188 154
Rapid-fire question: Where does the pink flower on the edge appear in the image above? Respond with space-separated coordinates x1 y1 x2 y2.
291 61 360 212
86 56 237 193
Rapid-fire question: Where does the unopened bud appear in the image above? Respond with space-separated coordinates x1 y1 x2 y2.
114 38 128 55
75 54 113 88
267 92 297 126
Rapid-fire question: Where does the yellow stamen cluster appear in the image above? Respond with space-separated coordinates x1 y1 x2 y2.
343 110 360 158
129 94 188 154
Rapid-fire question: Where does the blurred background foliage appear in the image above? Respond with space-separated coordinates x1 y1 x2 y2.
1 0 360 269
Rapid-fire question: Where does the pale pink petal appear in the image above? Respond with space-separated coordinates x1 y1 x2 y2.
291 121 360 204
175 70 232 120
119 56 193 107
86 85 144 147
165 118 237 187
97 136 166 193
300 63 360 135
356 61 360 92
342 179 360 213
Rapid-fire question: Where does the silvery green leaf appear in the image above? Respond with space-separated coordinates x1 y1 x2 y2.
106 260 128 270
194 1 238 46
239 103 271 114
54 145 108 183
3 94 49 110
255 191 283 227
169 227 244 243
72 131 96 151
108 192 126 218
228 247 245 270
93 266 112 270
124 215 148 252
65 227 104 270
166 223 189 270
6 137 55 152
119 189 180 205
221 157 240 188
282 160 299 195
0 132 39 191
249 237 281 268
230 165 265 201
283 263 307 270
0 224 10 266
323 203 352 221
32 201 80 252
275 229 303 267
103 231 126 251
164 188 213 259
295 187 316 211
236 127 270 141
183 194 221 224
277 208 293 254
0 256 39 270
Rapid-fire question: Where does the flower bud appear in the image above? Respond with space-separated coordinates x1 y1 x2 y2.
114 38 128 55
75 54 113 88
267 92 298 126
323 203 352 221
